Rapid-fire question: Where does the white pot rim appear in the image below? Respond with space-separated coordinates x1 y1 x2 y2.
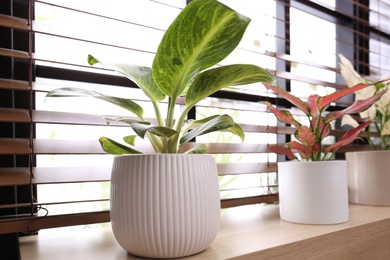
278 160 345 165
346 150 390 155
115 153 213 158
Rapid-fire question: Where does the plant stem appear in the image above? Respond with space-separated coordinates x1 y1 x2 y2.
168 105 193 153
166 97 177 129
152 100 165 127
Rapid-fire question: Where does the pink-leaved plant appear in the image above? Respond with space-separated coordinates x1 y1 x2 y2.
261 80 388 161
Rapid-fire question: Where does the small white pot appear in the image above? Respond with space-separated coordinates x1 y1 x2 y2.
110 154 220 258
346 150 390 206
278 160 349 225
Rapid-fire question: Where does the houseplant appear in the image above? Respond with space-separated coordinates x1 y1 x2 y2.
261 77 386 224
339 53 390 206
46 0 276 258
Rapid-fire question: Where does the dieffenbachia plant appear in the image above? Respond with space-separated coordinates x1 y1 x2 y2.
338 53 390 150
261 80 386 161
45 0 276 154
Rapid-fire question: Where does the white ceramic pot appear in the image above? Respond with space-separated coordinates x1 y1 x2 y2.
346 151 390 206
110 154 220 259
278 160 348 225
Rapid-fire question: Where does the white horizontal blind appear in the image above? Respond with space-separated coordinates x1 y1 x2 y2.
0 0 278 233
1 0 390 234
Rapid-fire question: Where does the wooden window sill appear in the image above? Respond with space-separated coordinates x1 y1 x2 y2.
19 204 390 259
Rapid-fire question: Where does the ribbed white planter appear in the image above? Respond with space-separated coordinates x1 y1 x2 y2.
346 151 390 206
278 161 349 225
110 154 220 259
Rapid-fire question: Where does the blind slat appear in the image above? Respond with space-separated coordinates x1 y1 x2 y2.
0 78 30 91
0 138 31 154
0 168 30 186
0 47 31 59
0 211 110 235
0 14 29 30
0 108 30 123
0 163 279 187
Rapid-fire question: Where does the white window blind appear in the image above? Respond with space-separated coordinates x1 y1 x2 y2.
1 0 390 234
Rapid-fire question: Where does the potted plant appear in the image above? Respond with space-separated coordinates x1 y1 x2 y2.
261 76 386 224
46 0 276 258
339 53 390 206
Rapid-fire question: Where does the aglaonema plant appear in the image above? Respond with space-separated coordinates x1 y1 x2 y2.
338 53 390 150
45 0 276 155
261 81 387 161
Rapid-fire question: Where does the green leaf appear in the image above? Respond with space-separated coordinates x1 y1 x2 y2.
184 144 208 154
130 122 179 139
186 64 276 107
184 115 244 142
382 121 390 135
123 135 137 146
88 55 165 103
228 123 245 142
46 87 144 119
180 114 235 145
152 0 251 98
188 115 219 126
103 117 150 125
99 137 142 155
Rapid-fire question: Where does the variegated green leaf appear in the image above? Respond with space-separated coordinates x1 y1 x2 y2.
103 117 150 125
99 137 142 155
179 114 235 146
123 135 137 146
186 64 276 107
46 87 144 119
382 121 390 135
341 114 359 128
184 144 208 154
338 54 372 88
152 0 251 98
130 122 178 139
88 55 165 103
228 123 245 142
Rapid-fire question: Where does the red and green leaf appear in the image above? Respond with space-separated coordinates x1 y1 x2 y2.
323 121 371 154
263 83 310 115
318 82 376 111
269 145 297 160
287 141 314 160
311 117 331 139
261 101 301 127
307 94 320 117
294 126 316 147
325 90 387 123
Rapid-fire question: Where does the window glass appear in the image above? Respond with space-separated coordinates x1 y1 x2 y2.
369 0 390 79
290 7 337 97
